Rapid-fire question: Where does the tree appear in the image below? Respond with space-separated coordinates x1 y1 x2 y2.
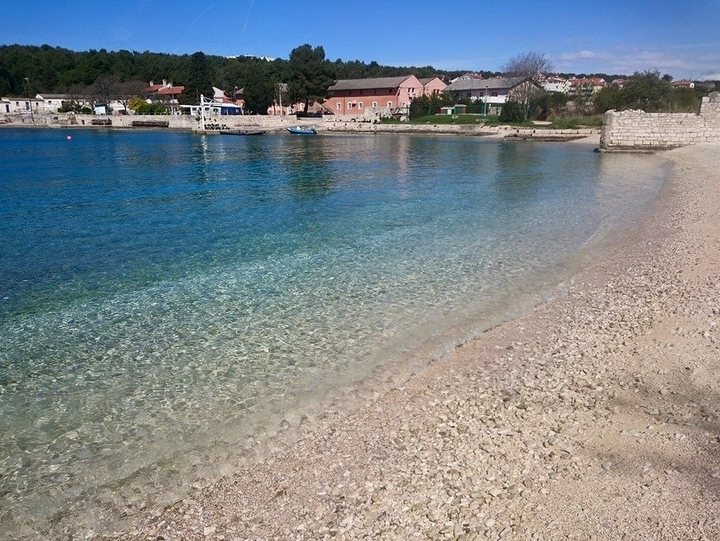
286 44 334 112
499 101 525 123
502 52 552 119
620 70 671 112
409 93 452 119
530 91 569 119
180 51 212 104
127 96 147 112
502 51 553 80
92 74 118 105
242 62 276 114
669 87 701 113
593 86 622 113
117 80 146 113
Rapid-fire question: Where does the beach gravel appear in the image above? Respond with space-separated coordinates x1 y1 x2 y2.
106 143 720 541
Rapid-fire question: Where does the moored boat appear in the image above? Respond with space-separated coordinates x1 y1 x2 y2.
287 126 317 135
220 129 266 136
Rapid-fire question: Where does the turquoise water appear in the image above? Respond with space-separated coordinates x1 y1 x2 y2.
0 129 665 538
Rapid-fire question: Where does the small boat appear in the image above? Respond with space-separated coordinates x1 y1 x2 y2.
287 126 317 135
220 129 266 136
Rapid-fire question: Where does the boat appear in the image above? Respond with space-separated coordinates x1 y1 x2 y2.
287 126 317 135
220 129 266 136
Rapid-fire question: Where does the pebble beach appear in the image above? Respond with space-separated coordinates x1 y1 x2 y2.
99 141 719 540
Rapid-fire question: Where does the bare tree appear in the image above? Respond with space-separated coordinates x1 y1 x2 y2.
502 52 551 119
92 75 119 109
502 51 553 80
117 80 146 113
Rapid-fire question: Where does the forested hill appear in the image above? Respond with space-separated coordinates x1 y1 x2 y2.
0 43 466 97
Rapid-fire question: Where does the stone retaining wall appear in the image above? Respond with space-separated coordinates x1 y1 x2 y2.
600 92 720 150
0 112 599 140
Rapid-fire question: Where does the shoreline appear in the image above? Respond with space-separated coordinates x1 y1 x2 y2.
102 141 720 539
91 142 720 541
0 115 601 142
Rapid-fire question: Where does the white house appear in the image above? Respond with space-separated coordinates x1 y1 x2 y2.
35 94 70 112
671 80 695 89
0 97 42 114
444 77 543 110
540 76 570 94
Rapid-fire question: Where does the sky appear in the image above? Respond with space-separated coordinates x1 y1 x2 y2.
1 0 719 80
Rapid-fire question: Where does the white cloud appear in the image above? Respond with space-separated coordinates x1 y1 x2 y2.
554 44 720 79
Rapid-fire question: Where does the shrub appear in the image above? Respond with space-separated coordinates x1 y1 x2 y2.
530 92 569 119
133 102 168 115
499 101 525 123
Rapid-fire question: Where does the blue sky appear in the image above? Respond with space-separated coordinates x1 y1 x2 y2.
1 0 719 79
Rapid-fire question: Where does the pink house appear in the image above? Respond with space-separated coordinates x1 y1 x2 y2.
324 75 424 115
420 77 447 96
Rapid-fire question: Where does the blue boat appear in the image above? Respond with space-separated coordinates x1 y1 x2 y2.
287 126 317 135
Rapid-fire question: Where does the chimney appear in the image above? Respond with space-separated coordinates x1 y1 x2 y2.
162 79 168 87
149 80 154 87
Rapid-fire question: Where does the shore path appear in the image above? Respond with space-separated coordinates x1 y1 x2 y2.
116 143 720 541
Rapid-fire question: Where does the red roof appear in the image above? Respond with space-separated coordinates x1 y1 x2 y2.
156 86 185 95
570 78 606 86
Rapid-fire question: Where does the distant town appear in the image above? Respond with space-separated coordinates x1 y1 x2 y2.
0 44 717 123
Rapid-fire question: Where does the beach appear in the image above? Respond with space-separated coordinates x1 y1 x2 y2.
92 141 720 541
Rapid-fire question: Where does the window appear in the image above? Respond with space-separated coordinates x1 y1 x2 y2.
387 101 393 108
348 102 354 109
336 102 341 110
372 101 378 107
491 92 498 97
358 102 363 109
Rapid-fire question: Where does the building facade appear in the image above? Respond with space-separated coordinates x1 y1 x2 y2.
540 76 570 94
444 76 542 105
419 77 447 96
568 78 607 99
0 97 42 114
324 75 424 116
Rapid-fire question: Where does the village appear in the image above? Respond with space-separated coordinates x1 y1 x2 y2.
1 71 713 123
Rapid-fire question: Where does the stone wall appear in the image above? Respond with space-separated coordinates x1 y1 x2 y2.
0 113 318 130
600 91 720 150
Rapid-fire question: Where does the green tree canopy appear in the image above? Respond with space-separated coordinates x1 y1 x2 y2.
180 51 213 104
499 101 525 123
286 44 334 112
620 70 671 112
242 62 276 114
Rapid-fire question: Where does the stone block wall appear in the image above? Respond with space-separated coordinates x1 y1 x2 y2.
600 91 720 150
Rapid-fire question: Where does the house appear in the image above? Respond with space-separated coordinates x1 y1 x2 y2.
444 76 543 111
671 79 695 89
265 83 322 116
35 93 69 112
324 75 424 116
611 78 627 89
144 80 185 113
449 72 484 84
183 88 244 116
540 76 570 94
419 77 447 96
33 93 92 113
568 78 607 99
0 97 42 114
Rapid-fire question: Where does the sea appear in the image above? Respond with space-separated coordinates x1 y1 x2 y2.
0 128 667 538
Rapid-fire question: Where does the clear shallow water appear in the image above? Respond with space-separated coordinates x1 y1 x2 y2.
0 129 666 537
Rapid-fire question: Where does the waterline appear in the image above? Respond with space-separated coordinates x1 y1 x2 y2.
0 130 666 538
